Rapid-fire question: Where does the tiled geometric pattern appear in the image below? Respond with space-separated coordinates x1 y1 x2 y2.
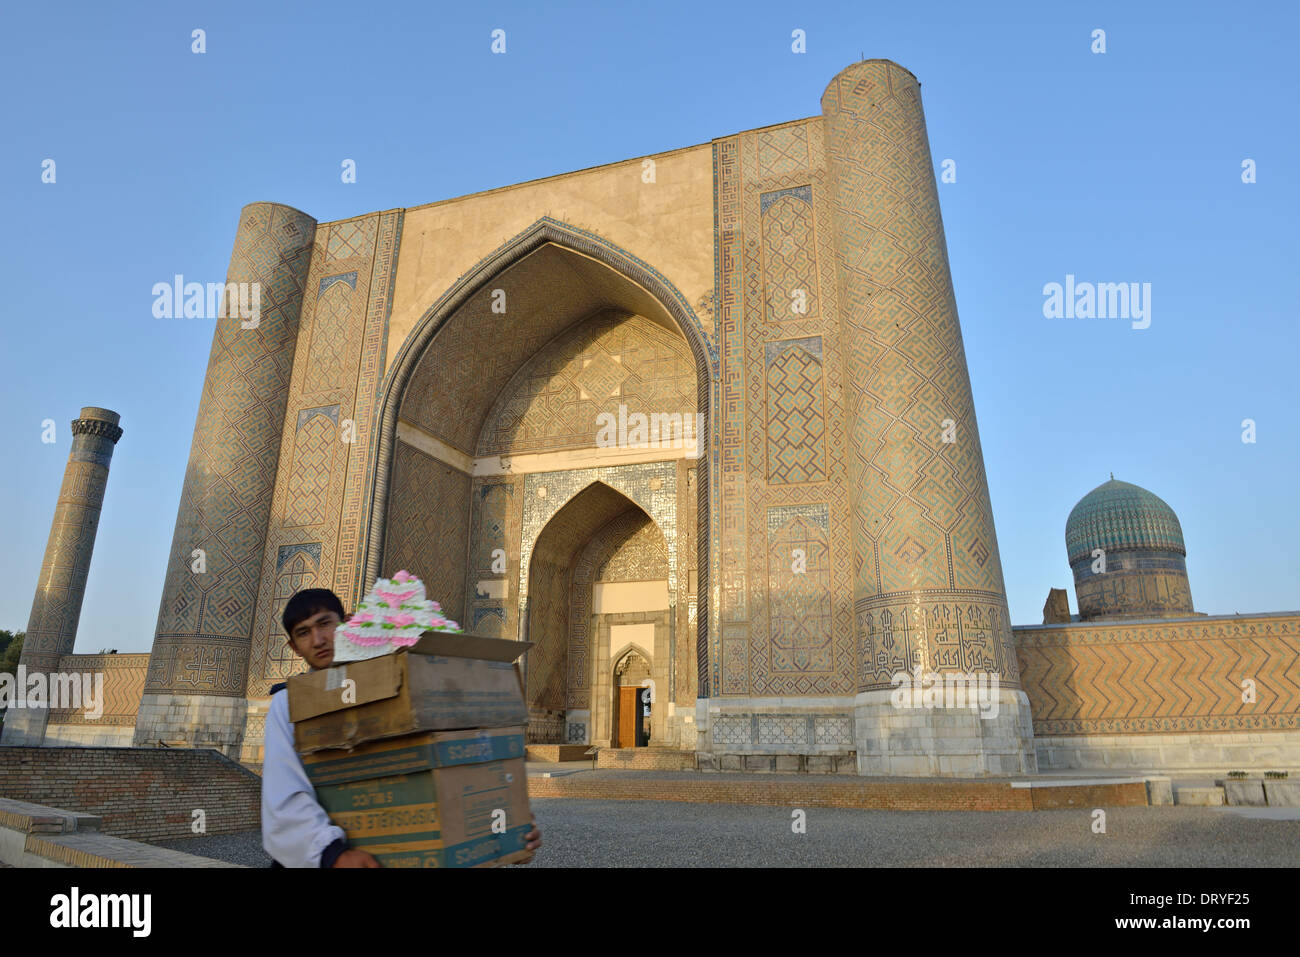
569 510 669 709
46 652 148 727
712 714 751 746
464 481 514 638
363 220 713 712
721 623 749 694
382 441 470 624
245 212 396 695
284 410 338 527
566 575 592 709
525 482 663 716
144 202 315 701
709 713 855 748
264 548 318 680
326 220 374 261
814 715 853 745
757 125 811 178
767 504 832 672
477 312 696 456
1016 614 1300 734
1065 479 1186 564
714 118 855 697
318 271 357 298
715 135 749 665
303 283 354 395
821 61 1018 692
520 463 680 624
142 637 249 696
1071 549 1194 620
595 514 669 582
338 211 402 603
765 338 827 484
757 714 804 745
761 188 819 323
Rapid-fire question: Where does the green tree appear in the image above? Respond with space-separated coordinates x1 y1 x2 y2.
0 631 21 729
0 632 23 675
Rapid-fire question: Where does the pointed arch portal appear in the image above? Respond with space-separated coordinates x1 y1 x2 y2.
358 219 714 743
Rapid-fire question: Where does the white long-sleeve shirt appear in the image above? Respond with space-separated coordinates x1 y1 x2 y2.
261 688 347 868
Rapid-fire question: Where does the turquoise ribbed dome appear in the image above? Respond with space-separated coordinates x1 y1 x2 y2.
1065 479 1185 565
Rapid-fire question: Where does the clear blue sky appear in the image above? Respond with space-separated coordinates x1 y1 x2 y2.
1 0 1296 653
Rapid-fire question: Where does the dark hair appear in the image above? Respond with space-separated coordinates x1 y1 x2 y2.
283 588 346 637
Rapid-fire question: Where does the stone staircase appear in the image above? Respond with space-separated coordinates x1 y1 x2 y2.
0 797 240 868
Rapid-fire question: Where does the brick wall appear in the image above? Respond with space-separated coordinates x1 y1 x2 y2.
528 772 1151 810
46 652 149 727
1015 611 1300 735
0 747 260 841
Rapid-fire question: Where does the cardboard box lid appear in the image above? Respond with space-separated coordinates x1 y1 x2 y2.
286 632 532 724
408 632 531 662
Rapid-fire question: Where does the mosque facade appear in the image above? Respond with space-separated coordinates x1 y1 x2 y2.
6 60 1298 775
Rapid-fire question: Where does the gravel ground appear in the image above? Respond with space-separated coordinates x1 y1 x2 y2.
149 800 1300 867
152 829 273 867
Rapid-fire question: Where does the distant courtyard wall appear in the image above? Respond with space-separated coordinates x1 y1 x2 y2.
1015 612 1300 770
35 653 149 748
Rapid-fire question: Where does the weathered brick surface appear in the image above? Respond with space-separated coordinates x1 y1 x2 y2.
1028 782 1147 809
595 748 696 770
528 771 1150 810
0 747 260 841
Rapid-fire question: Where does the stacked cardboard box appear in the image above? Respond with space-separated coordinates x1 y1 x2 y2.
288 633 534 867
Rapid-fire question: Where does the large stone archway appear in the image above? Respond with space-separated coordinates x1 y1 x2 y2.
361 220 712 748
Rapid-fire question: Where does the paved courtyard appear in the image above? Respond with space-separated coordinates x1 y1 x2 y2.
154 799 1300 867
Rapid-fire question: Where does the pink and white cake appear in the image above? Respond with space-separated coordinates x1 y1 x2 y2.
335 569 461 661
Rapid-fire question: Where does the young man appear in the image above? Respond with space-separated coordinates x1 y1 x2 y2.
261 587 542 867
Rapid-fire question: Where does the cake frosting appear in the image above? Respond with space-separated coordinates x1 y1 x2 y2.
335 569 461 661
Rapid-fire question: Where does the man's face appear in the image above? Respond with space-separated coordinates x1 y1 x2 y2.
287 609 339 670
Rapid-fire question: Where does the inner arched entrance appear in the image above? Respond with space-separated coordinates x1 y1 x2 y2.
363 223 711 750
524 482 670 745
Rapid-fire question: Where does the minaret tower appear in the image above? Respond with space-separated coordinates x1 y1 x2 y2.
133 203 316 757
822 60 1035 774
2 407 123 745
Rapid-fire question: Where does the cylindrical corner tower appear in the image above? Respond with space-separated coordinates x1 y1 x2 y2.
1 407 123 746
821 60 1035 775
133 202 316 758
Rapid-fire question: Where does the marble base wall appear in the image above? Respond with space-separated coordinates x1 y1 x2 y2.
694 697 858 754
38 724 136 748
852 689 1037 776
0 709 50 746
1035 731 1300 771
134 694 247 760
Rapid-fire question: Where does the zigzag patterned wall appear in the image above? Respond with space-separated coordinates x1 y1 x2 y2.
1015 614 1300 734
46 653 150 728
